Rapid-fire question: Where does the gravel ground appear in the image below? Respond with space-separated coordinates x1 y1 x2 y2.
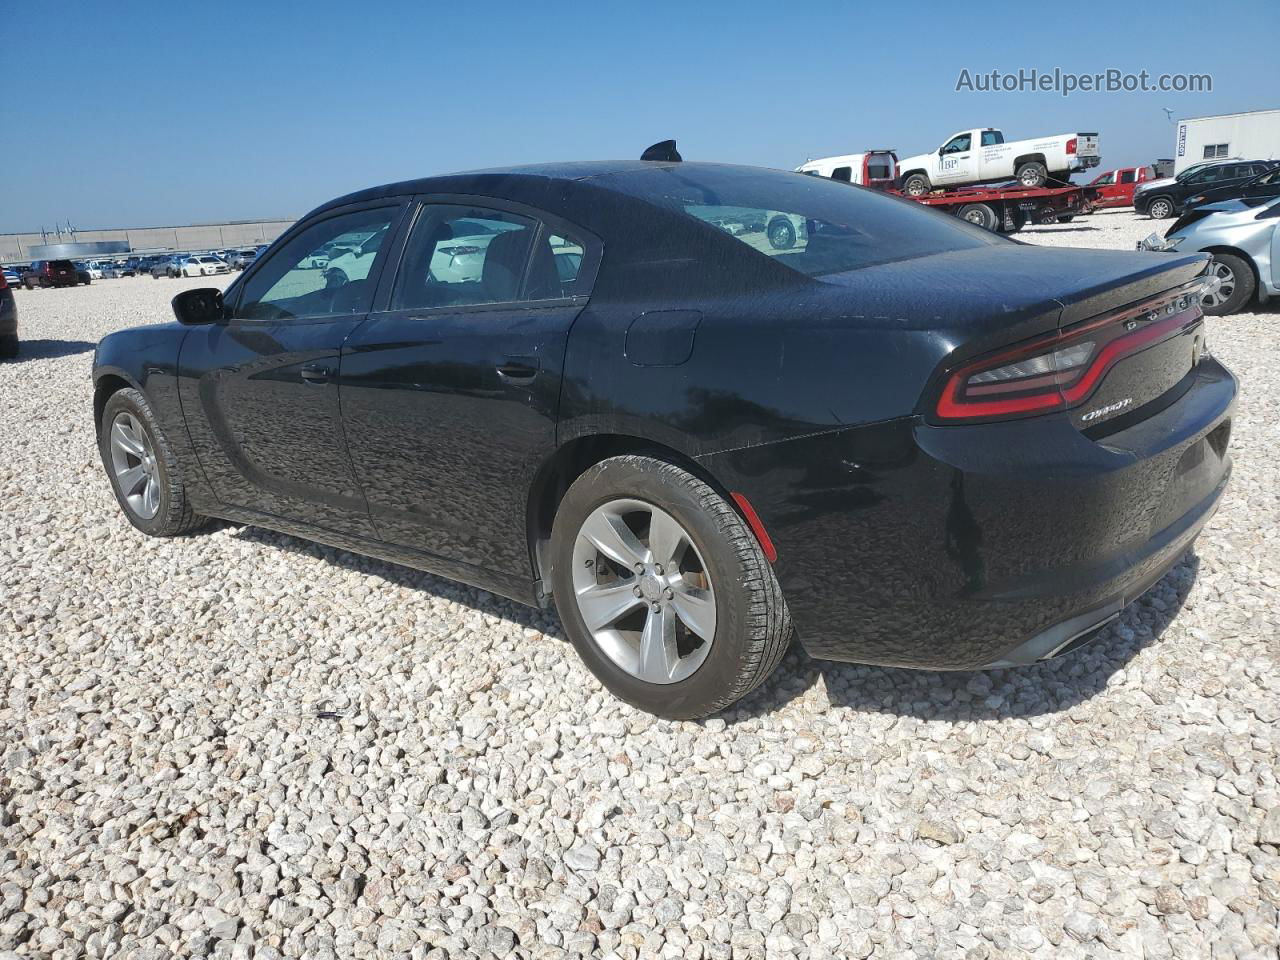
2 209 1279 960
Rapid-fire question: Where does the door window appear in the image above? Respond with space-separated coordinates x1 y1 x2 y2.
392 205 546 310
942 134 972 154
237 206 399 320
1094 172 1116 185
1118 170 1136 184
980 130 1003 147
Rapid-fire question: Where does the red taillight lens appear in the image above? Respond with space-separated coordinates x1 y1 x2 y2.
1066 137 1077 155
934 285 1205 423
0 272 7 290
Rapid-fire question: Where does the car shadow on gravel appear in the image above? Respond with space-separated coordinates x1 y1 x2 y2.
730 552 1201 723
4 339 96 362
230 523 1199 724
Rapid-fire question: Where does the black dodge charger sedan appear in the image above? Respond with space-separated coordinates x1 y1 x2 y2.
92 156 1236 718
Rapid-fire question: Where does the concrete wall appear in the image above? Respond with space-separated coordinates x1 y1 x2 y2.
1175 109 1280 174
0 219 297 263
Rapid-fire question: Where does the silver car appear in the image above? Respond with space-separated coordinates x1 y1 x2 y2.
1138 196 1280 315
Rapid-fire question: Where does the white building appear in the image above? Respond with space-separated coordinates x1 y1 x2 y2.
1174 108 1280 174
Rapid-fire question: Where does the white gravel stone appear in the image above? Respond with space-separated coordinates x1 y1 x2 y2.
1 209 1278 957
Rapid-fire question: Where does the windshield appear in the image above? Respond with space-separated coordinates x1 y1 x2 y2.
605 165 1001 277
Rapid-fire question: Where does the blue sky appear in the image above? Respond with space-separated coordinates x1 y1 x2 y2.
6 0 1277 232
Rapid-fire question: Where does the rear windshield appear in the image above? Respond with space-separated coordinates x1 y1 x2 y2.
605 165 1001 277
51 260 74 269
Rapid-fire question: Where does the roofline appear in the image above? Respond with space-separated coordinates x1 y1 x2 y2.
1177 107 1280 123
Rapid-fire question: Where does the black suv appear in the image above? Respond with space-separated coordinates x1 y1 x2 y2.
1184 165 1280 211
21 259 81 288
1135 160 1279 219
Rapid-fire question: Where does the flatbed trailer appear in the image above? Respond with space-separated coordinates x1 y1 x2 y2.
895 183 1100 233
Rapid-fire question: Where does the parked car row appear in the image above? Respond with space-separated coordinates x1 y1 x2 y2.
1 245 271 291
1135 159 1280 219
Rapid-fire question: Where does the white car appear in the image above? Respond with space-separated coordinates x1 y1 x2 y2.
178 256 229 277
897 127 1100 195
77 261 108 280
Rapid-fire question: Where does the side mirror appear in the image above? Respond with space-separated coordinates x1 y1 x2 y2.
172 287 225 325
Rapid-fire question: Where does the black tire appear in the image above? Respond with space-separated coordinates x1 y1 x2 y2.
1147 197 1175 220
23 278 34 290
0 335 17 359
98 387 210 537
1201 254 1256 316
1015 161 1048 188
767 216 797 250
549 455 792 719
957 203 998 231
902 173 932 197
1056 215 1075 223
999 207 1028 233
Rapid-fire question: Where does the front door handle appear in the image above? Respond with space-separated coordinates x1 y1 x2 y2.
300 363 334 384
497 358 540 384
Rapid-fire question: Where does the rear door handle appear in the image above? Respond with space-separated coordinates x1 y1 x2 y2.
497 358 540 384
300 363 334 384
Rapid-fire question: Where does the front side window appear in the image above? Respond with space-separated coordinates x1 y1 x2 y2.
237 206 398 320
943 134 972 154
1095 172 1116 185
608 165 1000 278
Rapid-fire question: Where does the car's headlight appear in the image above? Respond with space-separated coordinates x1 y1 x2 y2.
1163 236 1186 250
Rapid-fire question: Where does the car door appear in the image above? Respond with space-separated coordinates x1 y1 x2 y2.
1116 168 1138 205
1243 167 1280 202
178 200 406 537
937 133 976 185
339 198 599 579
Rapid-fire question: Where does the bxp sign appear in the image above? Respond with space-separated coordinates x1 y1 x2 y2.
1177 124 1187 158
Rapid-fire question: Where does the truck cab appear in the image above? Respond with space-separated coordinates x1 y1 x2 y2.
795 150 898 190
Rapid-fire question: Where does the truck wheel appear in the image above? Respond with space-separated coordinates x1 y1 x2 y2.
766 216 796 250
1147 197 1175 220
1200 254 1255 316
902 173 932 197
1056 215 1075 223
1015 161 1048 188
957 204 998 231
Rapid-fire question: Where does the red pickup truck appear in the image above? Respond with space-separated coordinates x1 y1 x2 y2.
1085 166 1157 208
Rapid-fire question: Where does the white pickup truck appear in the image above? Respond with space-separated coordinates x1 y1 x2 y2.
897 128 1100 195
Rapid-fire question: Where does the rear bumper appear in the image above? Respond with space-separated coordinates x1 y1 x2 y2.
699 357 1236 670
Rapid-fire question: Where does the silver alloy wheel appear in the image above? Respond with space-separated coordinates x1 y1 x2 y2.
1149 198 1173 219
1201 260 1236 309
571 498 717 684
108 411 161 520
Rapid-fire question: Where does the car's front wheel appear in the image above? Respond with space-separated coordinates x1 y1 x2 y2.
1200 253 1256 316
98 388 210 537
550 455 791 719
1147 196 1175 219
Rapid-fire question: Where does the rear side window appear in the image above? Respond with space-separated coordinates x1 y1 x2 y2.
830 166 852 183
607 165 1000 278
980 130 1003 147
393 205 539 310
1118 170 1136 184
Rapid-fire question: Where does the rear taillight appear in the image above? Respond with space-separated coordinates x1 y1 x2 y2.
0 273 7 290
934 284 1207 423
1066 137 1077 155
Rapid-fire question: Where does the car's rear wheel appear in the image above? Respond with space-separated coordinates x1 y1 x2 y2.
0 335 17 359
767 216 796 250
1148 197 1175 219
1200 254 1255 316
98 388 210 537
1016 161 1048 188
550 455 791 719
902 173 931 196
